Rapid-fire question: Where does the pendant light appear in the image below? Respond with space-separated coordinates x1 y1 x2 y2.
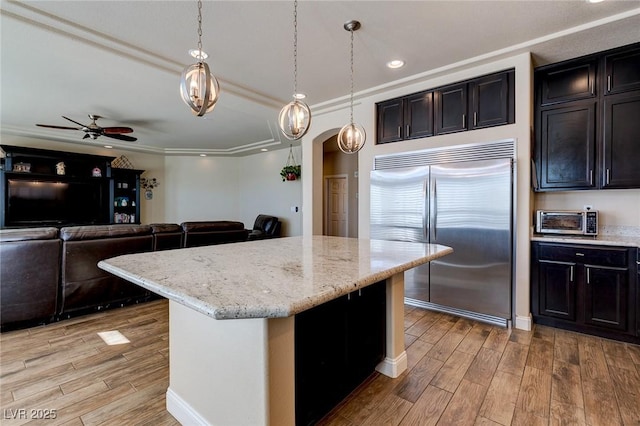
278 0 311 140
337 20 365 154
179 0 220 117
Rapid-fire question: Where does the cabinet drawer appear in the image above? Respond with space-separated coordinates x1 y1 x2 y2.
537 244 628 267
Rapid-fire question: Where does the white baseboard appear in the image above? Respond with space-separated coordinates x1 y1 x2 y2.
166 387 210 426
375 351 408 378
515 313 532 331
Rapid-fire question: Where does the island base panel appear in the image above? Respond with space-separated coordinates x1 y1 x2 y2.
166 301 295 426
377 272 408 378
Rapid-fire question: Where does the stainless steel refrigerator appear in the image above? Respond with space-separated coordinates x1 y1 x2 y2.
370 141 514 327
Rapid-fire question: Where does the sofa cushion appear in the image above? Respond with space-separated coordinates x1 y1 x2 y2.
60 224 151 241
181 221 245 232
150 223 182 234
0 227 59 242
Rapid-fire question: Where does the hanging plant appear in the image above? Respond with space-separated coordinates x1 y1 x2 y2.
280 164 301 181
281 144 301 181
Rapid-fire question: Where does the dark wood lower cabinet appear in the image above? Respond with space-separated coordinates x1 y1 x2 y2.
531 242 637 343
295 281 386 426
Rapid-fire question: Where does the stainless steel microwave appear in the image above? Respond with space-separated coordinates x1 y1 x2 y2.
535 210 598 236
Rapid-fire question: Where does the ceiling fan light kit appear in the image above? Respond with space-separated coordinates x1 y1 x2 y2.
337 20 366 154
278 0 311 140
179 0 220 117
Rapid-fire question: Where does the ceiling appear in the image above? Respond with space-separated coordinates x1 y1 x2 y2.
1 1 639 156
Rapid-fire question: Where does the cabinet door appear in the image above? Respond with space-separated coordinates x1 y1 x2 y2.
435 83 467 134
404 91 434 139
345 282 386 391
538 260 577 321
469 71 512 129
538 101 597 190
604 45 640 95
537 59 597 106
377 98 404 144
295 295 349 426
584 265 628 331
602 92 640 188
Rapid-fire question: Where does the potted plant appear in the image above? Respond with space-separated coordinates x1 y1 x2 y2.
280 164 301 181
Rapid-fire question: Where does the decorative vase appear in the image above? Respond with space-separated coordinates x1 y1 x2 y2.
145 189 153 200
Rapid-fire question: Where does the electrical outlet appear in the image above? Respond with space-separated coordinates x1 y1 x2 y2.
583 205 593 211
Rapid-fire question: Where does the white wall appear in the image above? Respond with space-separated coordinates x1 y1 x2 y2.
163 155 240 223
303 52 534 329
237 148 303 237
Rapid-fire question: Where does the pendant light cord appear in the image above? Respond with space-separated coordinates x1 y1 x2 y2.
349 27 355 125
197 0 203 61
293 0 299 95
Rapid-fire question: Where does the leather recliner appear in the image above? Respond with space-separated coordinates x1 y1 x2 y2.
247 214 281 240
0 227 61 331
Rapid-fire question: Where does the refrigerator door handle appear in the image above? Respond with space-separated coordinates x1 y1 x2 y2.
432 179 437 241
423 178 429 240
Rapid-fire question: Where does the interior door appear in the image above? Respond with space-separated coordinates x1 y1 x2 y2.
370 166 430 301
326 177 348 237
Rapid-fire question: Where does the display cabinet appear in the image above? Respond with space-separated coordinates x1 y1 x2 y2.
111 168 143 224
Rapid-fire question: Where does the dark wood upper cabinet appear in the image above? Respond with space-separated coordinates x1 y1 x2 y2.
469 70 514 129
538 101 597 190
537 59 597 106
404 91 434 139
602 92 640 188
376 98 404 144
534 42 640 191
434 83 467 135
604 45 640 95
376 69 514 144
376 91 433 144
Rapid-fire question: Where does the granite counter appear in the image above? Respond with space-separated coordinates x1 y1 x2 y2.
98 236 452 426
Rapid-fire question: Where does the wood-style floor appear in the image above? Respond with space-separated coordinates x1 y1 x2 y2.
1 300 639 426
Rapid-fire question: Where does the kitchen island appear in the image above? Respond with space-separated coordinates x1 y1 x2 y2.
98 236 452 426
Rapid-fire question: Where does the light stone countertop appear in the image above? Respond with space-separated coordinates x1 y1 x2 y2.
98 236 453 320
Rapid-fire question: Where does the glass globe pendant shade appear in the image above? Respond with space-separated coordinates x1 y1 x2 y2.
337 122 366 154
278 98 311 140
180 61 220 117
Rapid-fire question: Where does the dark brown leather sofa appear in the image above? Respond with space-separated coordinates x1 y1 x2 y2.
1 220 257 331
58 225 154 319
0 227 61 330
181 221 249 248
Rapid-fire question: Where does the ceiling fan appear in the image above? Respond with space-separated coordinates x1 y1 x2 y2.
36 114 137 142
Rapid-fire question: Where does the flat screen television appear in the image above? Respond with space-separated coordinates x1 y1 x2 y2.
5 178 109 227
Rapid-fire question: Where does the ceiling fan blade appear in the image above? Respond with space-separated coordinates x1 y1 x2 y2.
83 134 91 140
102 126 134 134
36 124 81 130
104 133 137 142
62 116 88 128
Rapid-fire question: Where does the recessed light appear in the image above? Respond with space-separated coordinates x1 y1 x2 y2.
104 145 113 149
189 49 209 60
587 0 604 3
199 154 207 157
260 148 268 152
387 60 405 69
294 93 307 100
